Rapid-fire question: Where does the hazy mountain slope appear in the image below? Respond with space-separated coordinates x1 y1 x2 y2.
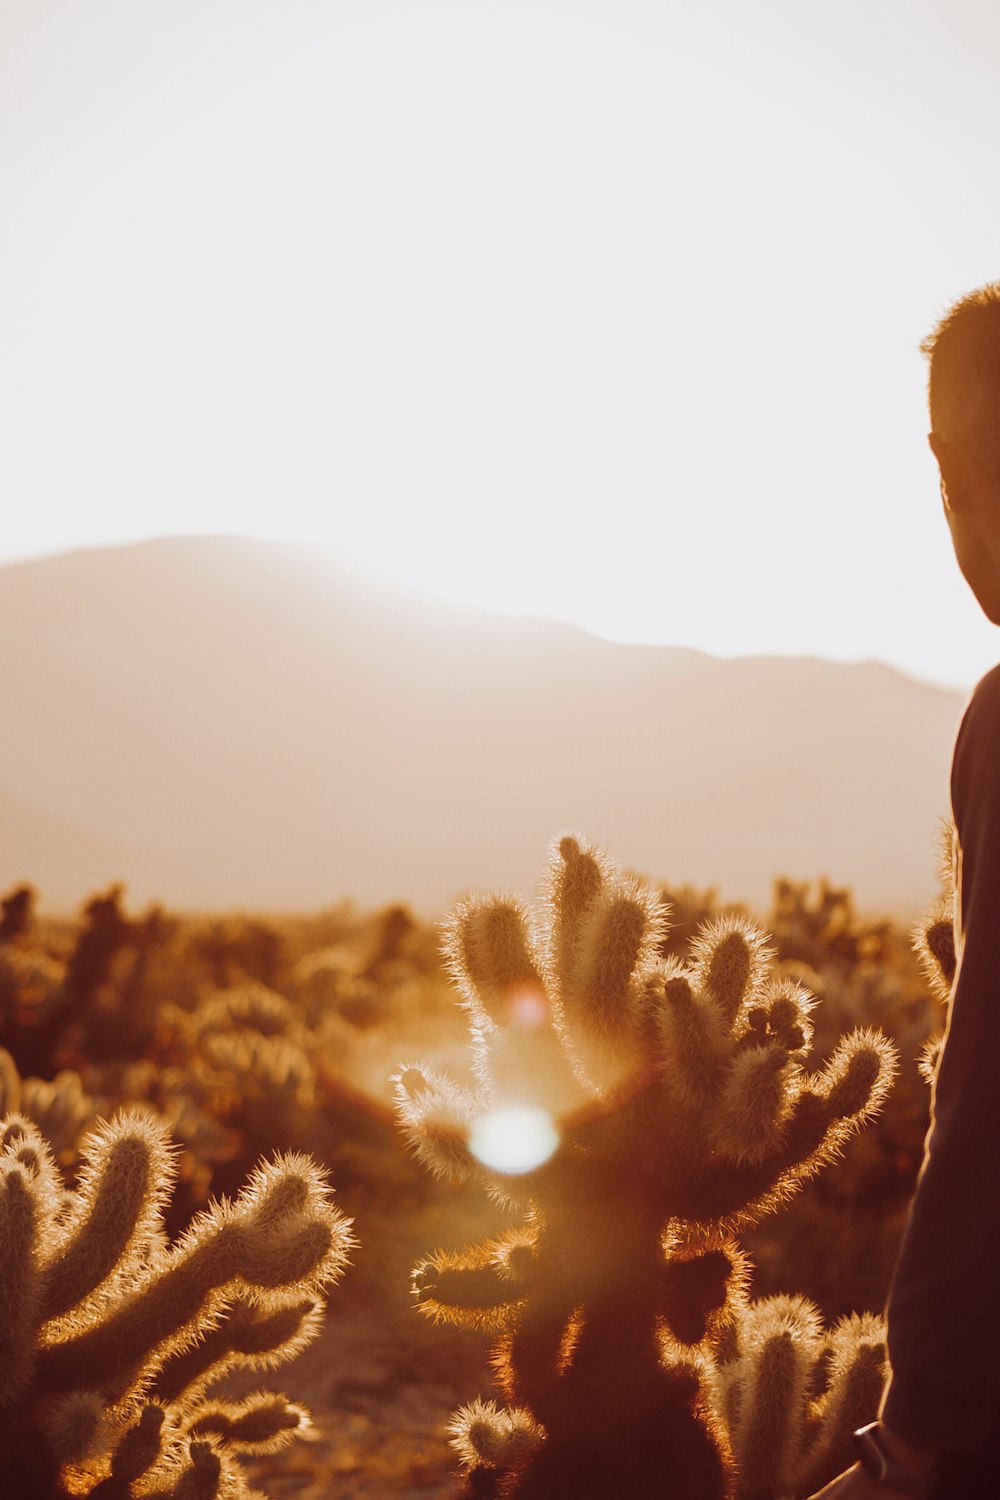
0 536 965 914
0 788 141 910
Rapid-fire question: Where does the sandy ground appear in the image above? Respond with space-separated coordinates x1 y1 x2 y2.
238 1289 494 1499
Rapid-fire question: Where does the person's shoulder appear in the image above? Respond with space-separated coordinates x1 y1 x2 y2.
961 663 1000 735
953 664 1000 812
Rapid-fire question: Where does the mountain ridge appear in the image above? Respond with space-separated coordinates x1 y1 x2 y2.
0 535 964 916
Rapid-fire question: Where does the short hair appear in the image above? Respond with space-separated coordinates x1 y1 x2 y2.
922 282 1000 455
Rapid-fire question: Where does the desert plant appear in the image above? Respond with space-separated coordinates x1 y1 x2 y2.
0 884 35 943
188 920 287 992
0 942 64 1035
654 881 743 961
710 1295 887 1498
396 833 897 1500
0 1105 353 1497
0 888 177 1080
770 879 892 973
910 827 958 1083
0 1046 97 1173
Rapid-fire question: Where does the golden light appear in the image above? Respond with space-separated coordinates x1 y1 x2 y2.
468 1106 560 1175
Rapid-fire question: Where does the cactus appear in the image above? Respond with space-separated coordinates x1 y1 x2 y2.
0 887 174 1079
397 833 897 1500
0 1047 97 1175
0 884 35 943
770 879 892 973
710 1296 887 1498
912 826 958 1083
0 1106 354 1498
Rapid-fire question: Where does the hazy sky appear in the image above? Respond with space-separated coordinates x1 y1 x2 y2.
4 0 1000 690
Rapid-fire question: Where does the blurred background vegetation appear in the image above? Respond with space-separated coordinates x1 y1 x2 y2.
0 869 943 1496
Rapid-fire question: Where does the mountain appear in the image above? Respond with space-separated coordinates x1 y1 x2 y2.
0 536 965 916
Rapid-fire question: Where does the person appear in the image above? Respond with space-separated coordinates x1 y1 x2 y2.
808 281 1000 1499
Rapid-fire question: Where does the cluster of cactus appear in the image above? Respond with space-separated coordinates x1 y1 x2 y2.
0 1046 97 1174
0 1104 353 1498
0 886 174 1079
0 882 439 1092
770 879 892 975
396 834 897 1499
0 882 439 1244
762 839 958 1314
188 919 287 992
46 981 345 1231
167 984 321 1142
0 938 65 1057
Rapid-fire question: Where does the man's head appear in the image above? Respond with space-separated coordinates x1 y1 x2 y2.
924 282 1000 622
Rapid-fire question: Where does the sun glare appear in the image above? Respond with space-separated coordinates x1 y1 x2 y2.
4 0 997 684
468 1106 560 1175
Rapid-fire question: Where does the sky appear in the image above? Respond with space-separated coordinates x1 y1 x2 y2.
4 0 1000 691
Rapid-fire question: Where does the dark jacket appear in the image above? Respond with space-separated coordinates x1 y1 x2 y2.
881 663 1000 1452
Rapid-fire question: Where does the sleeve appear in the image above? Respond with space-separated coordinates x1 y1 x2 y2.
880 664 1000 1452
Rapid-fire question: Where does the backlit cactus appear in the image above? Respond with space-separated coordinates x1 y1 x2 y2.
711 1296 887 1498
396 833 897 1499
0 1106 353 1498
0 1047 97 1173
911 826 958 1083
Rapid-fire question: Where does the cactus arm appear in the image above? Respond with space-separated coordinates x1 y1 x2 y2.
794 1314 887 1495
677 1030 897 1225
186 1393 307 1452
0 1049 21 1115
86 1403 168 1497
152 1297 322 1408
444 898 546 1026
394 1064 481 1180
144 1438 229 1500
413 1239 533 1331
712 1295 824 1500
42 1109 175 1321
0 1163 44 1411
37 1163 350 1402
448 1398 544 1477
543 835 606 1000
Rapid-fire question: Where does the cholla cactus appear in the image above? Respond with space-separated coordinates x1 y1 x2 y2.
113 984 328 1218
0 1106 353 1497
0 944 64 1028
911 826 958 1083
711 1296 887 1499
177 983 325 1108
396 834 897 1500
0 884 34 942
192 983 299 1040
0 1048 97 1175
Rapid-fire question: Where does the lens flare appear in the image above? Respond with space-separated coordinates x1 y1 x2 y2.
508 987 549 1029
468 1106 560 1174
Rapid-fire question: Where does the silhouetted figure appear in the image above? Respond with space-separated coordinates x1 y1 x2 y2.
808 285 1000 1499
